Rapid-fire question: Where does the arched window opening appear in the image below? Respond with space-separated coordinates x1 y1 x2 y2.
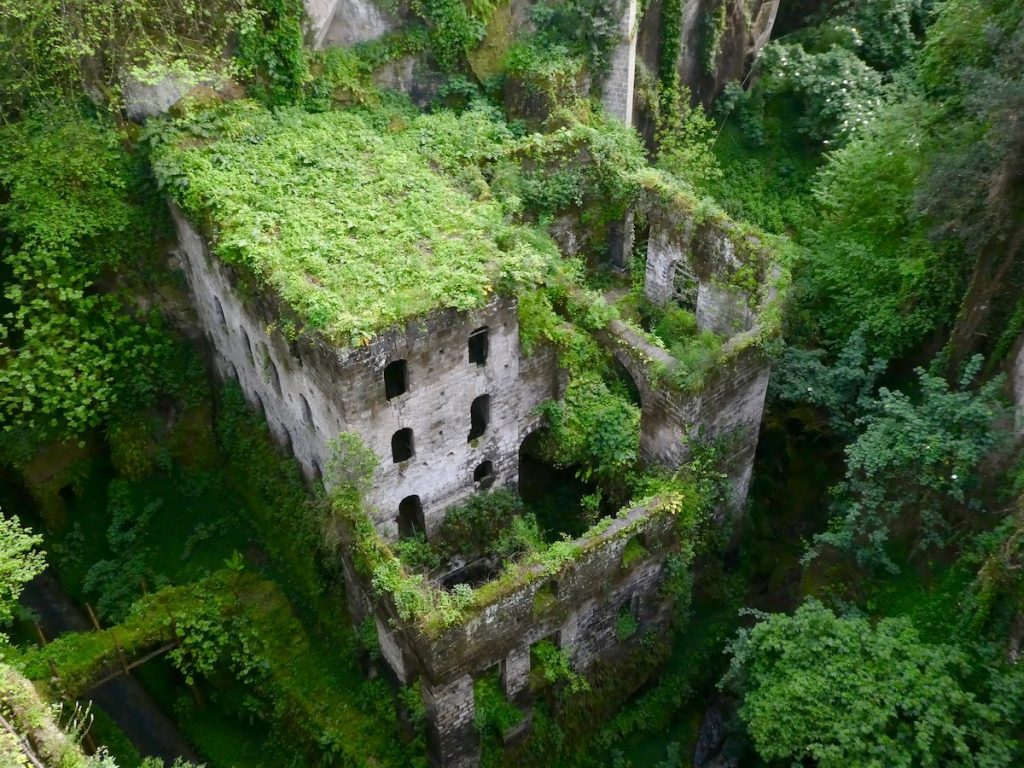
384 359 408 400
672 261 698 310
265 349 283 397
468 326 489 366
473 460 495 488
299 393 314 426
468 395 491 441
398 495 425 539
391 428 414 463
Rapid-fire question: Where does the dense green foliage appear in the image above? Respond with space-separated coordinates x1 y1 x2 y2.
0 514 44 628
235 0 307 106
1 0 1021 765
813 357 1005 572
724 600 1024 767
0 0 255 118
0 113 174 444
701 3 1024 766
151 101 560 345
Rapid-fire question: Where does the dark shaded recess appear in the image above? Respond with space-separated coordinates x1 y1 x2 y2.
398 494 425 538
468 326 489 366
468 394 490 441
391 428 414 463
384 359 408 400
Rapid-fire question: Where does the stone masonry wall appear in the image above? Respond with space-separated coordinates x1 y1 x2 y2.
368 502 678 767
600 0 638 125
622 216 774 509
171 204 561 539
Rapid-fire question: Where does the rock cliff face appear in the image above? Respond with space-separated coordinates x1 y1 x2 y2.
299 0 778 120
637 0 779 111
305 0 398 49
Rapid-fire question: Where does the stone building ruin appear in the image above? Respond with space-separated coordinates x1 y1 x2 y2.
153 4 783 765
168 161 777 768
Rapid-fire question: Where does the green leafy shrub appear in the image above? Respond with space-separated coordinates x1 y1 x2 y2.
795 98 962 359
393 534 443 574
474 672 524 736
811 356 1006 572
723 600 1024 767
652 306 697 344
649 306 724 391
437 489 544 561
0 514 45 628
539 373 640 489
767 328 887 439
0 113 172 441
532 639 590 695
0 0 255 116
753 42 884 145
620 536 647 570
504 39 587 114
235 0 307 106
409 0 490 71
615 608 638 641
828 0 925 71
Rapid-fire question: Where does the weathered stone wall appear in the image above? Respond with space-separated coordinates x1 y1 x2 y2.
608 211 775 509
171 204 561 539
675 0 779 108
369 502 679 766
600 0 639 124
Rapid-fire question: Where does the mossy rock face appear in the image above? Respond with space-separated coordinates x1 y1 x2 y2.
17 439 98 531
468 2 518 81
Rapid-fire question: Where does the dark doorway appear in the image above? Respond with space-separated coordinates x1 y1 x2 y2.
468 395 491 441
468 326 489 366
384 359 408 400
473 460 495 488
391 428 414 463
398 495 425 538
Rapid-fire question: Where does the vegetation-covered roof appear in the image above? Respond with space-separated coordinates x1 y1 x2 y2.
151 101 556 345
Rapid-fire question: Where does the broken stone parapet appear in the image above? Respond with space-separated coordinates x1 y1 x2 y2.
345 498 681 766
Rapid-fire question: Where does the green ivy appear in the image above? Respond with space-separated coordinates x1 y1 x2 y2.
698 1 727 77
235 0 308 106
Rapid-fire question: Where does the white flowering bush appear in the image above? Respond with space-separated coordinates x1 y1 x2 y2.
757 42 884 145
